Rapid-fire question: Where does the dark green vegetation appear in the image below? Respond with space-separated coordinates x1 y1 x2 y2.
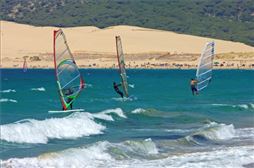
1 0 254 46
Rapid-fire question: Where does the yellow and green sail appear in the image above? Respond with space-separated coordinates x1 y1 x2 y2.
116 36 129 97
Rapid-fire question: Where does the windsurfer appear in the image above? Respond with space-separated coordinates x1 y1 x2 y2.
190 78 198 95
66 97 73 110
113 82 124 98
62 88 74 110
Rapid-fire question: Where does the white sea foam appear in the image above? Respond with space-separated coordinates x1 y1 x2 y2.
0 98 17 103
85 83 93 88
235 127 254 139
31 87 46 92
234 104 248 109
112 96 137 102
0 89 16 93
212 103 252 110
128 84 135 88
1 142 253 168
166 128 194 134
212 103 228 106
250 103 254 109
1 141 112 168
131 108 146 114
0 112 105 144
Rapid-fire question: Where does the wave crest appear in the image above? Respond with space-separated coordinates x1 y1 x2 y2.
92 108 127 121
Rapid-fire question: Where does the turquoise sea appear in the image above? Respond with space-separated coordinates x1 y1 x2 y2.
1 69 254 168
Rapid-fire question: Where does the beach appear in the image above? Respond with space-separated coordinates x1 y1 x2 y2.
1 21 254 69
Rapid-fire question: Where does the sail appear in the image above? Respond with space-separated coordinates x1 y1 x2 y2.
196 41 215 91
53 29 84 110
116 36 129 97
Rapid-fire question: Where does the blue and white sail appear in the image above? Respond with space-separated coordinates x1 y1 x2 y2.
196 42 215 91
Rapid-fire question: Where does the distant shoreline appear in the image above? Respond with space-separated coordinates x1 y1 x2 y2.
1 67 253 70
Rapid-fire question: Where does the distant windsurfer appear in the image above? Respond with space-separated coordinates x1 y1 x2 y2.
113 82 124 98
190 79 198 95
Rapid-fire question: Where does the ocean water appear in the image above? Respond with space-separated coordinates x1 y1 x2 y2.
0 69 254 168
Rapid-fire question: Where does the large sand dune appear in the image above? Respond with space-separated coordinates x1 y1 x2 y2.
1 21 253 69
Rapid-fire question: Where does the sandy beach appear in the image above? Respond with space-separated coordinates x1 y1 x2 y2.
1 21 254 69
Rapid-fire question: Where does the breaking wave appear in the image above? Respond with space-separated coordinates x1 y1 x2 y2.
1 140 253 168
184 122 235 145
92 108 127 121
0 108 127 144
0 112 105 144
131 108 146 114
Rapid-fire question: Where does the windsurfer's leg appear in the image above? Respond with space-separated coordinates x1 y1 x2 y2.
117 91 124 98
70 103 73 109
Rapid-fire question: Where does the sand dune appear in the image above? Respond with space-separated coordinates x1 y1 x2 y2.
1 20 253 68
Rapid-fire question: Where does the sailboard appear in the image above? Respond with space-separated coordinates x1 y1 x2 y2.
53 29 85 110
196 41 215 92
48 108 85 114
115 36 129 97
23 56 28 72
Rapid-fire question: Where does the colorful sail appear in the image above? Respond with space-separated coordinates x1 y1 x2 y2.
116 36 129 97
196 41 215 91
53 29 84 110
23 57 27 72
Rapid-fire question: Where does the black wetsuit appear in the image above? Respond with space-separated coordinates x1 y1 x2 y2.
113 84 124 98
191 85 197 95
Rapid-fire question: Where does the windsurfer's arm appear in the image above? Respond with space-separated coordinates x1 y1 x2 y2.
117 83 122 87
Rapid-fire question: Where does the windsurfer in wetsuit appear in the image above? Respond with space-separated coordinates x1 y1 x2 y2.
62 88 74 110
113 82 124 98
190 78 198 95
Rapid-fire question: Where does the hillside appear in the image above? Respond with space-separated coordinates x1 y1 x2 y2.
0 0 254 46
